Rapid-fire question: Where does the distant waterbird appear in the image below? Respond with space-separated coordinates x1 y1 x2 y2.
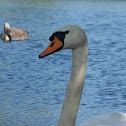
0 22 29 42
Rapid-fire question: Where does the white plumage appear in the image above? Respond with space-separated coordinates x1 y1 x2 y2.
39 25 126 126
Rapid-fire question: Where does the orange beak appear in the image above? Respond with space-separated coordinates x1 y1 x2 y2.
39 36 63 58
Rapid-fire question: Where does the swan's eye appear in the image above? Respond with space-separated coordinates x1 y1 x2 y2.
50 41 55 47
65 31 69 34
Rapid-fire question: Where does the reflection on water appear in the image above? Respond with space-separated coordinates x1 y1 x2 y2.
0 0 126 126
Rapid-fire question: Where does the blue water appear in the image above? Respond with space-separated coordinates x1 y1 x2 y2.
0 0 126 126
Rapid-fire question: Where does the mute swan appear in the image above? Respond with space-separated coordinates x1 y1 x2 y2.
39 25 126 126
0 22 29 42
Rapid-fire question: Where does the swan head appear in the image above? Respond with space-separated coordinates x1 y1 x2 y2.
1 29 12 42
0 23 11 42
39 25 87 58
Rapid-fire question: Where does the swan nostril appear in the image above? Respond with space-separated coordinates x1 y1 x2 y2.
50 41 55 47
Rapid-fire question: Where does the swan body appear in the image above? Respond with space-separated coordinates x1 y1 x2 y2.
39 25 126 126
79 112 126 126
0 22 29 42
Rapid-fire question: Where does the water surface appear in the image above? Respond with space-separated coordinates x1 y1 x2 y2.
0 0 126 126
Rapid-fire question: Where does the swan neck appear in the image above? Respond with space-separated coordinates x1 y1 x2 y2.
58 41 88 126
